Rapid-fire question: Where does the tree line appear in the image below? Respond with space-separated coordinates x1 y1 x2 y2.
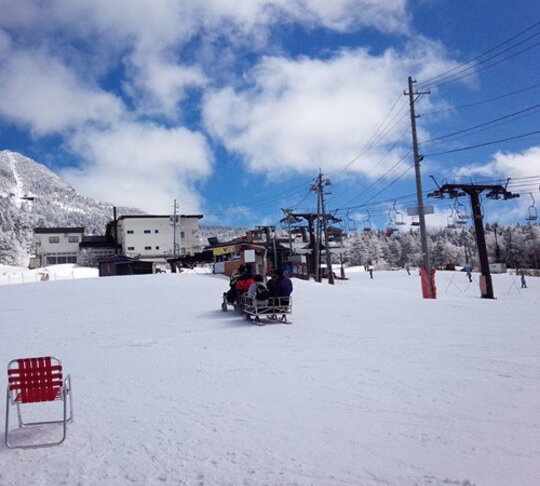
345 223 540 271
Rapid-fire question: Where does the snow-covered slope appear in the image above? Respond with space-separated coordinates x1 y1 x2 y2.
0 266 538 485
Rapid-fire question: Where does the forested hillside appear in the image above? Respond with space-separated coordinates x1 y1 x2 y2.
346 223 540 271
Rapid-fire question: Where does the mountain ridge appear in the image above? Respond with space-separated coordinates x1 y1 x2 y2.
0 150 147 265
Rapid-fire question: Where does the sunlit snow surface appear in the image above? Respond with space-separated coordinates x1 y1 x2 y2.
0 265 538 486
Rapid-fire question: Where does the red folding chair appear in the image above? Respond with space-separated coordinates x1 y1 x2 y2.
5 356 73 449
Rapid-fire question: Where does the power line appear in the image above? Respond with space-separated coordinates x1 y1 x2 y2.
420 103 540 146
422 82 540 117
427 38 540 90
418 21 540 90
327 94 410 177
424 130 540 157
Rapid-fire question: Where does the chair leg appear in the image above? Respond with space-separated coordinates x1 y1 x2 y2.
65 374 74 423
16 401 23 427
5 388 13 449
5 386 72 449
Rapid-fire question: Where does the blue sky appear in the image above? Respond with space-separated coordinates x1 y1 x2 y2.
0 0 539 230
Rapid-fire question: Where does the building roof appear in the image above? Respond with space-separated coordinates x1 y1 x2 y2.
34 227 85 234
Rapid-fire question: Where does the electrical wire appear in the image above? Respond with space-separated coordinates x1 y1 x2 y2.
420 103 540 147
423 82 540 117
418 21 540 90
424 130 540 157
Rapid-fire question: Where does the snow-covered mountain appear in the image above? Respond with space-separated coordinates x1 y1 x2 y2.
0 150 247 266
0 150 145 266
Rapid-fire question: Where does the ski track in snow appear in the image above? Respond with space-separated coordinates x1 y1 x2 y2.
7 151 25 206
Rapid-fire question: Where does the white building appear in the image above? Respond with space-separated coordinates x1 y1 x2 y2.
114 214 203 260
34 227 85 266
32 214 204 269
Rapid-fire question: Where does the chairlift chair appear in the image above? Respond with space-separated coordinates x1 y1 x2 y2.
363 211 372 232
526 206 538 221
5 356 74 449
393 201 406 225
526 193 537 221
447 205 457 228
385 219 397 237
386 208 398 235
455 200 469 224
346 210 357 233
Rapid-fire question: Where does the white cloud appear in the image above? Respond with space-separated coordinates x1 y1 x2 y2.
0 0 409 38
199 0 409 34
202 44 459 179
60 122 213 213
455 146 540 180
126 54 208 119
0 0 410 107
0 47 124 135
0 0 415 135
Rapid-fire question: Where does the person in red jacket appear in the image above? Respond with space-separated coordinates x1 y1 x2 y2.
235 263 255 296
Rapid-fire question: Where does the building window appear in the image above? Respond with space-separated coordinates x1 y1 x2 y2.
127 246 135 251
144 230 151 234
155 230 159 233
127 230 134 234
49 236 60 244
155 246 160 250
45 254 77 265
144 246 152 250
180 231 185 238
68 236 79 243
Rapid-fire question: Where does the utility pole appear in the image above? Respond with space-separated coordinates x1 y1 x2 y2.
172 199 180 260
429 181 519 299
312 179 321 282
261 225 278 271
281 208 295 253
311 170 335 284
282 212 318 278
405 76 435 298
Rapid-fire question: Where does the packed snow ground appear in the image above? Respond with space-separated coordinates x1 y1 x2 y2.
0 265 538 486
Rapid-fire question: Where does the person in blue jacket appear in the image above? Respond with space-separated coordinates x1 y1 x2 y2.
274 269 293 305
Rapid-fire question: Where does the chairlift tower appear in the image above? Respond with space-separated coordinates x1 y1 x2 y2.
428 181 519 299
